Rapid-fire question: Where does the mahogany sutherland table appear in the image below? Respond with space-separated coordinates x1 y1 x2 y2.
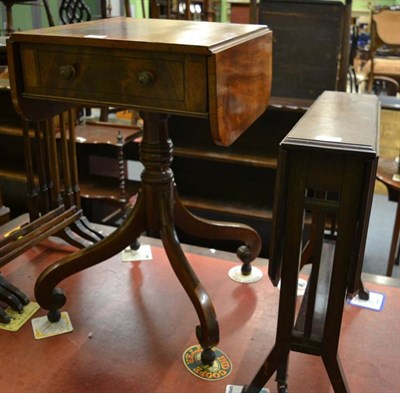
243 91 380 393
6 17 272 364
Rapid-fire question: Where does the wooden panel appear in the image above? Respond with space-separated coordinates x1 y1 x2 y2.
259 0 347 99
230 3 252 24
209 32 272 146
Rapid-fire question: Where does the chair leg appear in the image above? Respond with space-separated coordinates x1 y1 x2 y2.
42 0 55 26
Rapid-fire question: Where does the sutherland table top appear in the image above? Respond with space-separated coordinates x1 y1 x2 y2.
281 91 380 155
7 17 272 146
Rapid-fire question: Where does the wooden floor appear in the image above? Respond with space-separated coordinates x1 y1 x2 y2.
0 234 399 393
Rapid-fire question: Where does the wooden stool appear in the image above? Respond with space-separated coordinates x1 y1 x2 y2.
376 157 400 277
242 91 379 393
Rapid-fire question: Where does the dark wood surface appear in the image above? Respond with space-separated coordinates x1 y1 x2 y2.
0 233 399 393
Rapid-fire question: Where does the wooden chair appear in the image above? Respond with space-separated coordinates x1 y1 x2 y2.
100 0 132 18
150 0 215 21
59 0 132 24
366 8 400 93
0 0 54 34
59 0 91 24
358 75 399 96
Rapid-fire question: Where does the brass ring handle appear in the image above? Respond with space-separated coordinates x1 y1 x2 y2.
137 71 154 87
59 65 75 80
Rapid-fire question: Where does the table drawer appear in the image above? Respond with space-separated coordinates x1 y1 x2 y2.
20 44 208 115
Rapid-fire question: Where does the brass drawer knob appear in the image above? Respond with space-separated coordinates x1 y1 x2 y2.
59 65 75 80
137 71 154 87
